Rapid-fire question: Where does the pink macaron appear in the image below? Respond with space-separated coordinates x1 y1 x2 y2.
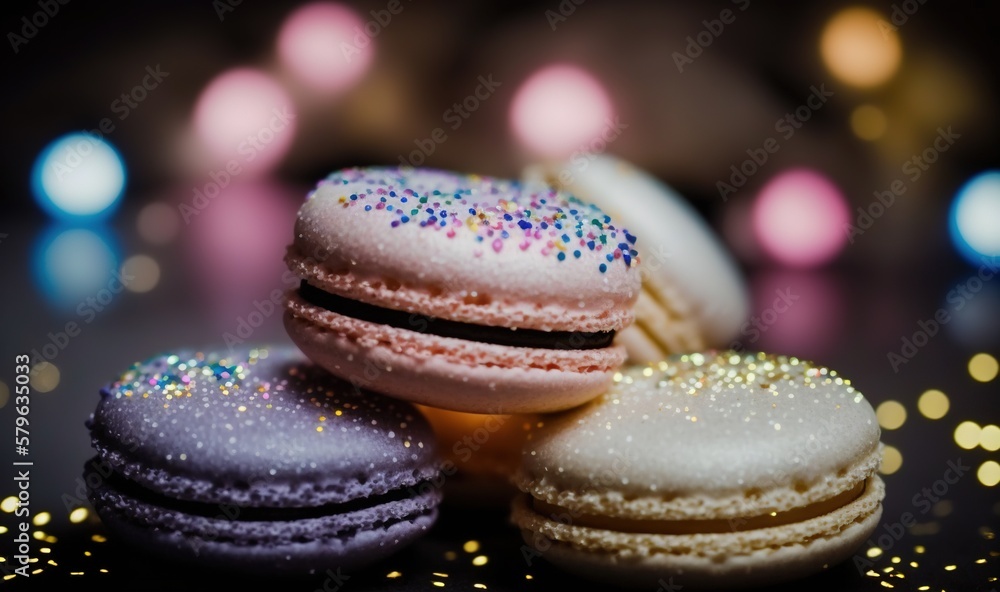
283 167 641 414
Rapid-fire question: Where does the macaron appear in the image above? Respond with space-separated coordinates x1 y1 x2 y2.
85 345 442 575
416 406 536 506
512 351 884 588
524 155 749 363
283 166 642 414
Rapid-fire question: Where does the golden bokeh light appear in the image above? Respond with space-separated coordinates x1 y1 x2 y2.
0 380 8 409
879 445 903 475
33 512 51 526
978 461 1000 487
69 508 89 524
979 424 1000 452
820 7 902 88
931 500 952 517
954 421 982 449
121 255 161 293
968 353 999 382
29 362 60 393
0 497 18 513
850 104 888 141
917 389 949 419
876 400 907 430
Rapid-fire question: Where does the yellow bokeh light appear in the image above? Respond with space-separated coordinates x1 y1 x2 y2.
463 540 480 553
969 353 999 382
979 425 1000 452
69 508 89 524
917 389 949 419
876 400 907 430
29 363 60 393
880 445 903 475
978 461 1000 487
472 555 489 566
121 255 161 294
820 7 902 88
850 105 888 141
954 421 982 449
0 497 18 513
33 512 51 526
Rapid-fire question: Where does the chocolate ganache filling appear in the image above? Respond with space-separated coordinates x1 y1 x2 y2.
298 280 615 350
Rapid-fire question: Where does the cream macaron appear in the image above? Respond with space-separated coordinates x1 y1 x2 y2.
512 351 884 588
524 156 749 363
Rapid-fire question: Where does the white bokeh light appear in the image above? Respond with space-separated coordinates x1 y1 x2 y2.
32 133 126 219
951 170 1000 263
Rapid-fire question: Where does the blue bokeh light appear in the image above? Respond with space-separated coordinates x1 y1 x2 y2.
950 170 1000 266
32 225 120 312
31 133 126 220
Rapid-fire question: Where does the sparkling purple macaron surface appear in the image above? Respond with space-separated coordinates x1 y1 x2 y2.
85 345 442 575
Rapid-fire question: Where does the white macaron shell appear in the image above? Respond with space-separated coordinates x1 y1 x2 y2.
529 156 749 346
519 353 881 520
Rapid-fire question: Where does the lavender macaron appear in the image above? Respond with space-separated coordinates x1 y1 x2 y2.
84 345 442 575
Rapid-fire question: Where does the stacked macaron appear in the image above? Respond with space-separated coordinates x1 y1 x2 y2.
84 165 643 574
283 166 641 414
512 158 884 587
84 162 884 587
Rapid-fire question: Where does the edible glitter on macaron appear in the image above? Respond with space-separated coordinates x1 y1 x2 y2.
92 346 437 505
634 350 860 398
312 167 639 273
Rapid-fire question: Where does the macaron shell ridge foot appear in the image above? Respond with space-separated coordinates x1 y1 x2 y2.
284 309 624 414
513 477 883 588
88 467 440 575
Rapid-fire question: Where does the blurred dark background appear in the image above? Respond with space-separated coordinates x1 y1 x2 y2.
1 0 998 589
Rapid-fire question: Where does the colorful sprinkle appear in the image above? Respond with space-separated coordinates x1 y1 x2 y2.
316 167 640 274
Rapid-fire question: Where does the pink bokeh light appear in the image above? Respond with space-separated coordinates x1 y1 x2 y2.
750 269 846 361
752 169 850 268
509 64 614 158
185 182 301 324
277 2 373 92
192 68 297 176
